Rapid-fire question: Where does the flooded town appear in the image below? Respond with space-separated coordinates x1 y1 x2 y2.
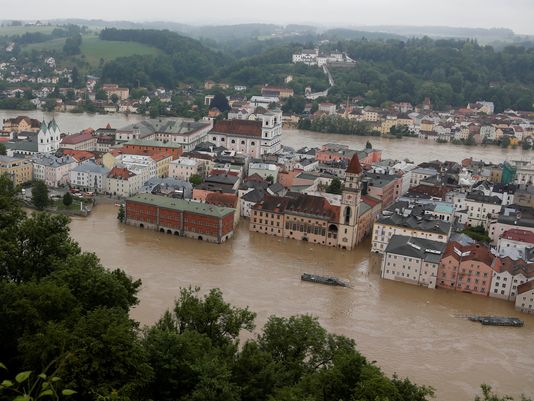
1 108 533 400
1 12 534 401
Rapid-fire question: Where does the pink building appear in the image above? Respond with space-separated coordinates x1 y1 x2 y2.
315 144 381 165
438 242 494 296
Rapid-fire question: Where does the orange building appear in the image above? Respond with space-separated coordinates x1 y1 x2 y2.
123 140 183 159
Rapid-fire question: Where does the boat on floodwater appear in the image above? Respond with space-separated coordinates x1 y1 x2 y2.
301 273 349 287
467 315 524 327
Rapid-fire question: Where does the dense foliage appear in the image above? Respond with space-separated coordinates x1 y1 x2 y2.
298 115 380 136
0 174 440 401
325 38 534 111
99 28 227 87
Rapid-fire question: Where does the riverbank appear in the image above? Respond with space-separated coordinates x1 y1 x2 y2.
68 203 534 401
1 110 530 164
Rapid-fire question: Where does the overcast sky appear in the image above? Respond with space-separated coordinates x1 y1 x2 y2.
3 0 534 35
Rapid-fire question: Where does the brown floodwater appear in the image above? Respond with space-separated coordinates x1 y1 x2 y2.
69 203 534 401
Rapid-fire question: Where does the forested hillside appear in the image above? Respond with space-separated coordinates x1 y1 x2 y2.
96 28 534 111
325 38 534 111
99 28 228 86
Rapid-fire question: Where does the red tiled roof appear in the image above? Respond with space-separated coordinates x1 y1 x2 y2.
245 173 266 183
61 131 94 145
517 280 534 295
62 149 95 162
212 120 262 137
442 242 494 266
346 153 362 174
501 229 534 244
205 192 238 209
108 167 135 180
362 195 381 208
492 256 534 276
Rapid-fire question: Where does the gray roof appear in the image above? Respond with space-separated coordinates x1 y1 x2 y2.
118 119 210 136
32 154 76 167
5 141 39 152
378 213 451 235
242 188 266 203
140 177 193 198
466 190 502 205
385 235 446 263
205 174 239 185
72 160 109 174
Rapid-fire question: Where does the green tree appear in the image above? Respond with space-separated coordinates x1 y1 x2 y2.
501 136 511 148
0 143 6 156
326 177 343 195
475 384 532 401
171 287 255 347
31 180 48 210
63 34 82 55
62 192 73 207
365 140 372 149
110 94 119 104
71 66 81 87
117 204 125 223
95 89 108 101
189 174 203 186
210 93 230 113
465 133 476 146
42 99 57 112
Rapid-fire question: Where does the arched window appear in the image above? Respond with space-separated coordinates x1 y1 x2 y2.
344 207 352 225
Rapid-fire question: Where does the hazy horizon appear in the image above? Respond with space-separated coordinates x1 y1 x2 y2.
2 0 534 35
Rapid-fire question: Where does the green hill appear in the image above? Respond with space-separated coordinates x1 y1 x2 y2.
23 35 162 66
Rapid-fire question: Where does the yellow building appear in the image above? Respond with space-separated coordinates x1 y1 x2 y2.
0 156 33 185
2 116 41 133
380 118 397 135
152 154 172 178
420 119 434 132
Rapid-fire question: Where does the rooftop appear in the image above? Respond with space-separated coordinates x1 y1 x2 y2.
385 235 446 264
125 139 183 149
128 194 234 218
60 131 94 145
501 229 534 244
212 120 262 138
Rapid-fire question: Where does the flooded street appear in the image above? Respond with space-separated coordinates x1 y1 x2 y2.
70 203 534 401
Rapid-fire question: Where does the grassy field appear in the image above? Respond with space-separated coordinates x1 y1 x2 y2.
23 35 162 66
0 24 58 36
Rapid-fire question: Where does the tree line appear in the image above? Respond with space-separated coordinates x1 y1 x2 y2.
298 115 381 136
324 37 534 111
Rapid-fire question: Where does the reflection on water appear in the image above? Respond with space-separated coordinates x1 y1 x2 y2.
70 204 534 401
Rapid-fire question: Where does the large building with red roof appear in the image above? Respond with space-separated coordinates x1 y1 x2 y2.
249 154 366 250
209 117 282 157
60 130 96 151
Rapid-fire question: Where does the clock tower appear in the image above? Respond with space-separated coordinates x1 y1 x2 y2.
338 153 363 249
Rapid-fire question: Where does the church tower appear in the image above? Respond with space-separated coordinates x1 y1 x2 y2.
338 153 363 249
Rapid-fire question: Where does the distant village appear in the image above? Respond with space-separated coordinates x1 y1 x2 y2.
1 49 534 149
